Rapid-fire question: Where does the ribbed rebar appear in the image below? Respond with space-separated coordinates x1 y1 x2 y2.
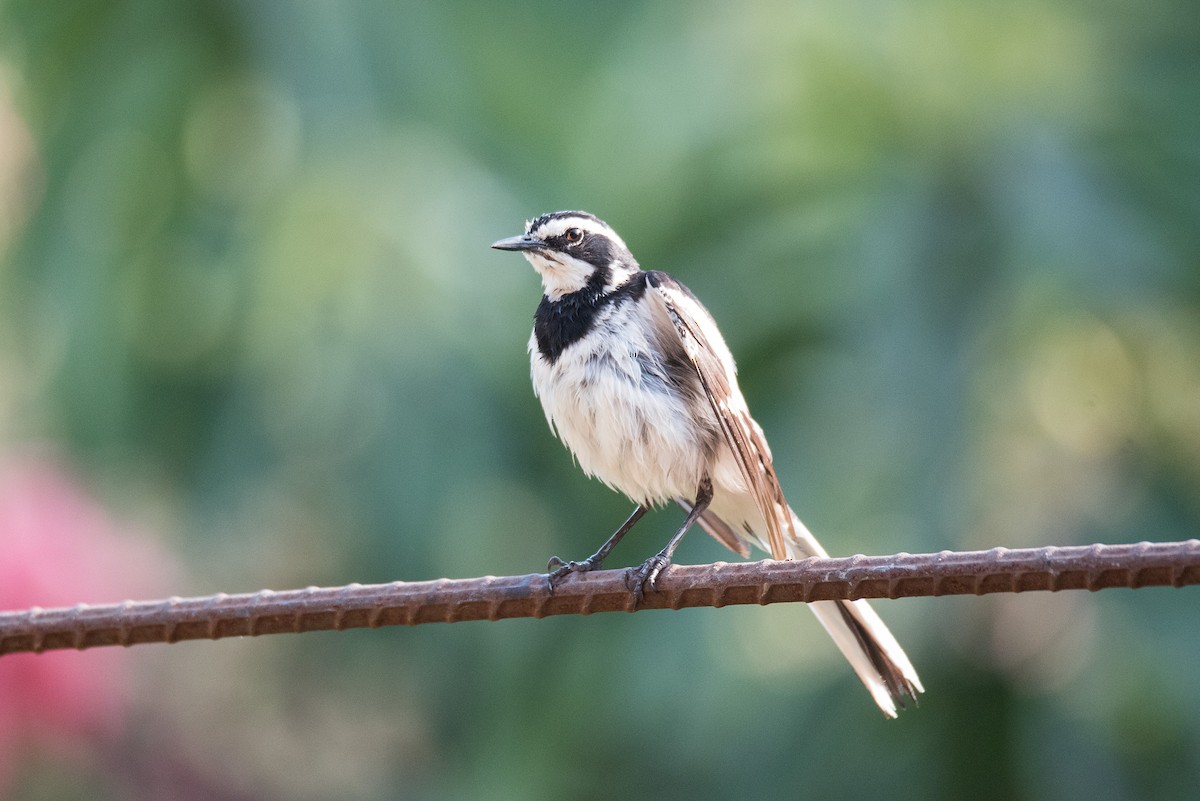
1 540 1197 656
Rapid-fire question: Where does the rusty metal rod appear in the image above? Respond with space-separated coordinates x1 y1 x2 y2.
1 540 1197 656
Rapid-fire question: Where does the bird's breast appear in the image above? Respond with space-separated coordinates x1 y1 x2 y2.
528 305 717 505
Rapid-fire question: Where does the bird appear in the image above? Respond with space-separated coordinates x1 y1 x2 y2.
491 210 922 717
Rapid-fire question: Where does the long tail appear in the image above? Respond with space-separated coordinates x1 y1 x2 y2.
787 513 923 718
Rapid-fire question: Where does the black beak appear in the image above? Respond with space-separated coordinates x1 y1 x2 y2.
491 234 546 252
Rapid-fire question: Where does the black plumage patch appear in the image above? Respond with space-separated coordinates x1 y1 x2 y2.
527 210 603 233
534 271 649 364
549 230 622 270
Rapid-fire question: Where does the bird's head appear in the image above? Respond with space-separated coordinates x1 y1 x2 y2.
491 211 640 300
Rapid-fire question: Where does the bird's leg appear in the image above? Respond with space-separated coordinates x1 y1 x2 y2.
626 477 712 607
547 504 649 590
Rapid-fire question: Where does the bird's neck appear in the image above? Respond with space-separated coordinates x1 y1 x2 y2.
533 270 648 364
530 253 640 302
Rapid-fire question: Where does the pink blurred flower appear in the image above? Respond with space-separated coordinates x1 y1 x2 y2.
0 450 174 792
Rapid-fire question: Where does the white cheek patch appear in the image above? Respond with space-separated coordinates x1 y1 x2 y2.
524 250 595 300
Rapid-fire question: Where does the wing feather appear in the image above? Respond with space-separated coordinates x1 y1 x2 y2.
646 272 795 560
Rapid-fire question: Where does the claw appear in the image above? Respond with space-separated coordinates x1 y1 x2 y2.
545 555 606 593
625 553 671 608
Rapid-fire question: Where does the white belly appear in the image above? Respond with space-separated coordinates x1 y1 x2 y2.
529 310 710 505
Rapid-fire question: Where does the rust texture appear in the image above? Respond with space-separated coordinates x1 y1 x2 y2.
1 540 1197 656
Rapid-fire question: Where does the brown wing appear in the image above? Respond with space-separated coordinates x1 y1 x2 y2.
645 272 795 560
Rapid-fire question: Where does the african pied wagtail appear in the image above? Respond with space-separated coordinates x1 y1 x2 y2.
492 211 922 716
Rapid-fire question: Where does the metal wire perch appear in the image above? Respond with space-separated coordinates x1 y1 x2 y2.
1 540 1197 656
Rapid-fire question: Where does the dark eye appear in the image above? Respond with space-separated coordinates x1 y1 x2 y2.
564 228 584 245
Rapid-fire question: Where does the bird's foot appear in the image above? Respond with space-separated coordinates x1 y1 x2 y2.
545 554 607 592
624 552 673 608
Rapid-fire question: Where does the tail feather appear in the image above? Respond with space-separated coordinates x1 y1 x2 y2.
694 496 923 716
676 497 751 557
809 599 922 717
787 514 923 718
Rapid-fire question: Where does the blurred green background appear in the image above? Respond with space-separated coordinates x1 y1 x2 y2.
0 1 1198 799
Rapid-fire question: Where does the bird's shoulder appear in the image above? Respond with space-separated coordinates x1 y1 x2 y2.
641 270 737 377
643 270 703 308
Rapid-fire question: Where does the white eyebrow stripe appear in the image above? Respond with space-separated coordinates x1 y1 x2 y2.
531 215 628 251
